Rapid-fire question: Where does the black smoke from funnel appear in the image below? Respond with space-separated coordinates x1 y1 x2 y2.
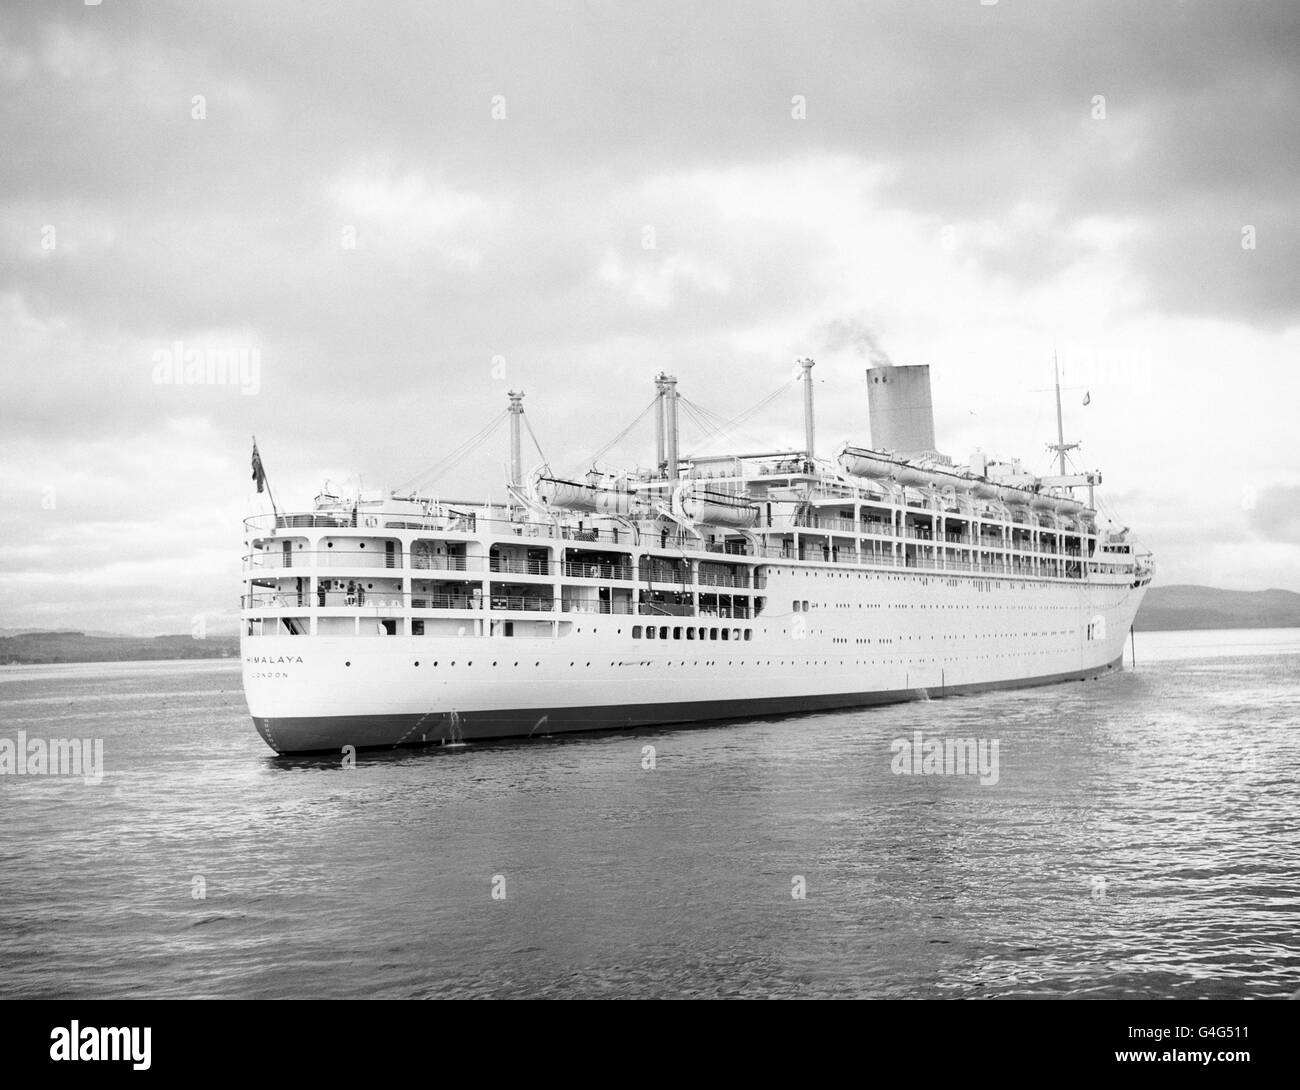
820 315 895 368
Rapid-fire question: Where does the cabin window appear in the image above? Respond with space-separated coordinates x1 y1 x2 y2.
744 629 752 641
721 628 729 641
710 628 718 640
633 626 642 639
793 600 801 612
659 626 669 640
802 600 809 611
646 627 656 640
673 627 682 640
686 628 695 640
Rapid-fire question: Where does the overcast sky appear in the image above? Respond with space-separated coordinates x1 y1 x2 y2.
2 0 1297 635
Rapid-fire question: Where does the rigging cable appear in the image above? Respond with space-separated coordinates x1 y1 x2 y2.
677 376 799 452
522 413 551 472
577 394 662 472
677 397 724 441
395 409 509 495
679 397 768 455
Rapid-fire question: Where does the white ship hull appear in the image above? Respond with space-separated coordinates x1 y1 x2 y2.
243 566 1145 754
241 363 1153 755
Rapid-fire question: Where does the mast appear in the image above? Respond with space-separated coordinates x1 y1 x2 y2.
1046 351 1080 484
800 357 816 460
661 373 680 482
507 389 525 488
654 374 667 477
1053 351 1066 477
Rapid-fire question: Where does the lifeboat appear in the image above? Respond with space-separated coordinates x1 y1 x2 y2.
680 489 760 528
536 475 643 516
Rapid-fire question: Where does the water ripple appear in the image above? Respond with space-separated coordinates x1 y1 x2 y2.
1 631 1297 999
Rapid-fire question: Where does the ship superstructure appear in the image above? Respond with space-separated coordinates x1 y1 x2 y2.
241 362 1152 754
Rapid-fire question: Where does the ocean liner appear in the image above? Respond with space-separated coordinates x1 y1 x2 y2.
241 362 1152 754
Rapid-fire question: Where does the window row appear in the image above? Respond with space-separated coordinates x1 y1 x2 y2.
632 625 752 642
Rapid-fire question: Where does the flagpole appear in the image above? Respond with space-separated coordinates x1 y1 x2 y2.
1053 350 1066 477
252 436 280 522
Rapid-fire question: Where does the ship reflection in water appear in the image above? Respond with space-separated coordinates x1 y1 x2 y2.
2 628 1297 999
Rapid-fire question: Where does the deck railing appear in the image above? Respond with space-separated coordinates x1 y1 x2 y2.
489 557 551 576
696 570 751 588
560 601 635 615
244 549 402 570
637 602 695 617
558 526 630 546
640 564 690 583
243 511 1101 599
563 561 635 580
241 590 571 612
793 515 858 532
489 595 555 613
412 555 480 571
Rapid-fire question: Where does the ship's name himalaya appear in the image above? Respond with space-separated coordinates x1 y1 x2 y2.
246 656 304 664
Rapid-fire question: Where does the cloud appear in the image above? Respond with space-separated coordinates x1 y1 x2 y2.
1 1 1298 630
819 315 896 368
1248 486 1300 544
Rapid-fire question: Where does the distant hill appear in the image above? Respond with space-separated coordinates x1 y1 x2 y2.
0 627 126 638
0 632 240 666
1135 585 1300 632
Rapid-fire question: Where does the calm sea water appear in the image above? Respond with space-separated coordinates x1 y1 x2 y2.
1 629 1297 1000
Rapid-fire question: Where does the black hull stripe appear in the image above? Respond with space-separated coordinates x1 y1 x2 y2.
252 655 1126 754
